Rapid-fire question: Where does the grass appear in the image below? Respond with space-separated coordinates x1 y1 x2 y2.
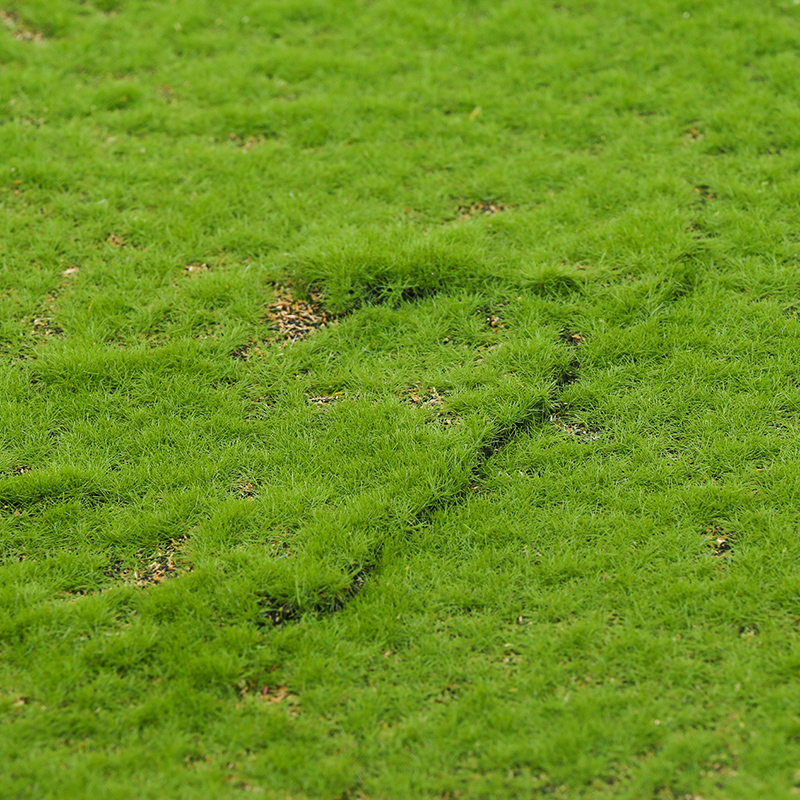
2 0 800 796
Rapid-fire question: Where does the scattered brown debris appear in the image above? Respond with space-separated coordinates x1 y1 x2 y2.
236 682 301 716
686 127 705 141
308 392 345 406
106 232 128 248
231 340 267 360
561 330 583 346
549 402 601 440
485 314 503 329
184 262 209 276
694 185 715 201
267 284 334 343
706 525 734 557
260 684 293 703
231 341 255 360
29 313 63 338
0 10 44 42
236 481 258 499
402 385 444 408
24 268 86 340
124 537 191 587
401 385 463 426
457 200 507 219
227 133 269 151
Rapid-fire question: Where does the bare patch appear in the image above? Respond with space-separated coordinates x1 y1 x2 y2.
227 133 270 151
457 200 507 219
477 305 505 331
106 232 128 248
705 525 734 558
485 313 503 329
693 185 715 203
19 267 81 342
267 284 335 343
549 402 601 440
236 481 258 499
0 10 44 42
236 681 302 717
183 262 210 276
402 384 444 408
230 340 266 360
402 385 462 426
124 537 191 587
308 392 345 406
25 284 64 339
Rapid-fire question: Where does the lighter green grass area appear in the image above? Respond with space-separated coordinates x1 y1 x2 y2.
3 0 800 797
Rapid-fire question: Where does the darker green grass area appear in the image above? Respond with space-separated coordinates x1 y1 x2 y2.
3 0 800 797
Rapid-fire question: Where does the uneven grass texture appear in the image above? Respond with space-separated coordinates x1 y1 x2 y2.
3 0 800 798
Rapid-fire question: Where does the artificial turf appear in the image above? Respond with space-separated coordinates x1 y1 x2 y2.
3 0 800 797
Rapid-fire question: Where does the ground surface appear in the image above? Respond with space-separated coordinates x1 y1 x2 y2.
2 1 800 798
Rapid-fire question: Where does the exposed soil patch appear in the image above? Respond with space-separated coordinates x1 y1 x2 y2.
477 305 505 331
1 10 44 42
549 402 602 440
106 232 128 248
307 392 345 406
693 185 715 204
705 525 734 557
236 481 258 499
226 134 270 151
402 384 444 408
235 681 301 716
122 537 191 587
29 314 62 337
17 268 83 343
457 200 507 219
485 313 503 329
401 384 463 426
25 287 66 339
267 284 336 343
231 340 257 360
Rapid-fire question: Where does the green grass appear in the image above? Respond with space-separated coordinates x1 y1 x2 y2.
3 0 800 797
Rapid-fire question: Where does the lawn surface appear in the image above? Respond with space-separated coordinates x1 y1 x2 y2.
3 0 800 797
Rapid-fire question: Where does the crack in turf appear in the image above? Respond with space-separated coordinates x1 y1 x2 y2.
258 333 583 627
